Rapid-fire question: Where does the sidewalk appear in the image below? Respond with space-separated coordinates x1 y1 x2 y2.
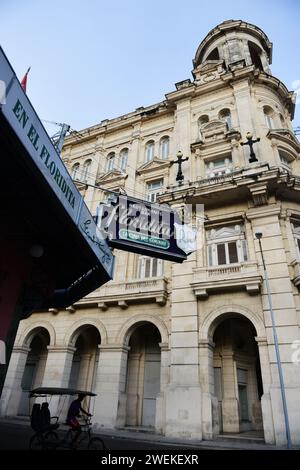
0 416 297 451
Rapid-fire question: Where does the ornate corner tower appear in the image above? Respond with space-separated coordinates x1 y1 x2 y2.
161 20 300 446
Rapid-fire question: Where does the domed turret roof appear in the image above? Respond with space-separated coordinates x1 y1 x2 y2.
193 19 273 68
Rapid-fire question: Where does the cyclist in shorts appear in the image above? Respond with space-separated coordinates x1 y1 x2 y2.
67 393 91 448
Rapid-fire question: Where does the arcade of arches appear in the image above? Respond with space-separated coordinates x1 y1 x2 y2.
1 312 269 436
1 320 164 431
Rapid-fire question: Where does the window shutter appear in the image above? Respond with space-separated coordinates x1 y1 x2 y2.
228 242 238 263
241 239 248 261
217 243 226 265
208 245 213 266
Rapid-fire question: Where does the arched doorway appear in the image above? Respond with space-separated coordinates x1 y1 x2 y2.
18 328 50 415
212 315 263 435
125 323 161 428
67 326 100 413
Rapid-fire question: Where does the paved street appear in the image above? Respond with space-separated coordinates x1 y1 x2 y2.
0 421 205 451
0 419 295 452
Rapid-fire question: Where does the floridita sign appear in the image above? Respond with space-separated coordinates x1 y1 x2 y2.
97 195 197 263
0 47 114 278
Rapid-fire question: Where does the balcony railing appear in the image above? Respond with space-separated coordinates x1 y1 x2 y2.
191 261 262 299
195 169 243 187
77 276 169 309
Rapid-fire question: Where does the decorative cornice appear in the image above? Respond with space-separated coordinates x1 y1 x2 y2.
12 346 31 354
136 157 171 176
249 183 268 206
46 346 77 354
96 170 128 185
266 129 300 153
98 344 130 353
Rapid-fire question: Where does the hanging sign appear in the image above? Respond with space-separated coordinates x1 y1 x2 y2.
97 195 197 263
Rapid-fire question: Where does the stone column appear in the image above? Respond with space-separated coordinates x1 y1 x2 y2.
93 344 129 429
199 339 217 439
173 98 192 183
164 253 202 440
221 352 239 433
33 353 47 388
232 81 262 162
77 353 92 391
41 346 76 416
0 346 30 416
155 342 169 434
255 336 275 444
125 352 141 426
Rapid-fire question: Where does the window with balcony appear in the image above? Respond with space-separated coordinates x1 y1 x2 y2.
206 224 248 266
159 136 169 159
145 140 155 162
120 148 128 171
138 256 164 278
147 179 163 202
205 155 233 178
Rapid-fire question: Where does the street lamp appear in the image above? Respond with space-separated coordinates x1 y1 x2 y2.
255 232 292 449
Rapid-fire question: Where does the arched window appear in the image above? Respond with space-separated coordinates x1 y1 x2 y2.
106 152 115 171
263 106 275 129
159 136 169 159
145 140 155 162
219 109 232 129
279 150 292 172
206 48 220 61
120 148 128 171
82 159 92 182
198 115 209 126
248 42 263 71
198 115 209 140
71 163 80 180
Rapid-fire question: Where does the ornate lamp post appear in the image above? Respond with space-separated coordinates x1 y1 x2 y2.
170 151 189 185
240 132 260 163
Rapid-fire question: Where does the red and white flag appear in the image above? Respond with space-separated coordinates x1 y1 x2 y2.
21 67 31 92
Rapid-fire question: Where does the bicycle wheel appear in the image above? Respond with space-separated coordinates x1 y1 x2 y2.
88 437 106 450
64 428 75 449
44 431 59 449
29 434 44 450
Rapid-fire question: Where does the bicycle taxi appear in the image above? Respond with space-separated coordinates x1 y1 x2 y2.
29 387 106 450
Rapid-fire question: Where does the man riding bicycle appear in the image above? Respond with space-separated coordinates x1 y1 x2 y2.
66 393 91 448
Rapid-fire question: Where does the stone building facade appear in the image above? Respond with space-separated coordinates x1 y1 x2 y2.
1 20 300 445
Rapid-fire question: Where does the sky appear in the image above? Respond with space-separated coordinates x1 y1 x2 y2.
1 0 300 136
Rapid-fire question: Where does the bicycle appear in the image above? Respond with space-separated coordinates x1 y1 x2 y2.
28 387 107 451
63 415 106 450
